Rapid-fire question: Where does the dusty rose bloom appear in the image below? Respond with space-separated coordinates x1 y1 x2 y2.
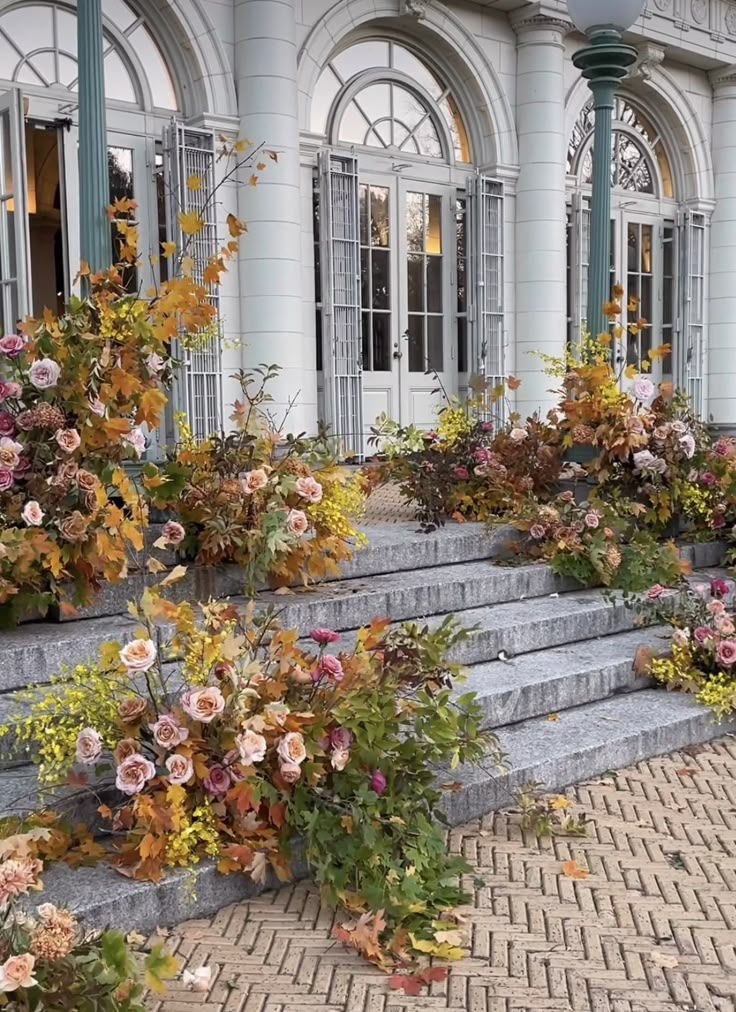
295 476 323 503
241 468 268 494
161 520 186 545
118 698 147 723
59 511 89 543
150 714 189 750
181 686 225 723
165 753 194 785
330 748 350 771
0 858 42 905
0 468 13 492
286 509 309 535
236 729 267 764
279 761 302 784
119 639 157 673
0 953 38 991
55 428 81 454
75 469 98 492
75 728 102 765
203 765 231 795
21 501 44 526
276 732 307 766
0 334 25 358
0 438 22 469
115 753 157 795
29 358 60 389
114 738 140 765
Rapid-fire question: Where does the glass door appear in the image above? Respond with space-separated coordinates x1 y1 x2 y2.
399 180 453 428
0 89 31 331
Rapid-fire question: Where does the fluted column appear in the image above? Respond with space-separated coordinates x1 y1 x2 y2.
234 0 316 434
510 4 570 418
78 0 109 272
708 66 736 429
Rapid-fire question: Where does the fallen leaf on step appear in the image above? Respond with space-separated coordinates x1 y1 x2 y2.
547 713 560 722
273 586 294 596
676 767 699 777
562 860 589 879
550 795 572 810
633 644 654 675
441 782 464 792
650 951 679 968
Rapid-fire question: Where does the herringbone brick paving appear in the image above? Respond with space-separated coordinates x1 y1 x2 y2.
151 737 736 1012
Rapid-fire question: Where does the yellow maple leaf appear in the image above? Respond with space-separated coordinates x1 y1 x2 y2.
161 241 176 258
186 174 202 191
135 388 168 427
178 210 204 235
550 796 572 810
562 860 589 879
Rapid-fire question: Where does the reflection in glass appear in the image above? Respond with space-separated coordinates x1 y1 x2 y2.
108 147 137 293
407 253 423 312
406 192 423 252
370 186 389 247
373 313 390 371
427 256 442 313
427 317 443 371
1 112 12 195
407 316 424 372
427 195 442 254
372 249 390 309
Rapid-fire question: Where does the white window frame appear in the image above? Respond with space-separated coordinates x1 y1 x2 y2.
467 172 504 421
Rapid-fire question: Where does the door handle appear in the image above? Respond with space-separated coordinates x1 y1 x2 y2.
393 342 403 360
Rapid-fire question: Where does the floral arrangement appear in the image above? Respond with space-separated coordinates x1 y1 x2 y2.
4 574 499 967
509 491 684 593
145 365 366 591
369 385 562 532
0 830 176 1010
640 577 736 720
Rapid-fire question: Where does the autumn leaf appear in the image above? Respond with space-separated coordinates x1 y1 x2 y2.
506 374 522 390
549 795 572 810
248 851 268 884
161 240 176 258
256 161 266 171
248 174 259 187
633 645 654 675
562 860 589 879
178 210 204 235
187 174 202 191
226 212 247 237
547 713 560 722
159 565 188 588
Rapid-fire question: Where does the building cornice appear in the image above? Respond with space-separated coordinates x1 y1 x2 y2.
509 2 572 36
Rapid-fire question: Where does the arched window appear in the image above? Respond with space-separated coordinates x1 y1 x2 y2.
0 0 177 109
311 40 470 162
567 96 674 199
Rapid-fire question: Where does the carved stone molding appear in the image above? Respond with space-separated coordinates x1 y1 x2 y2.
710 63 736 88
690 0 708 23
401 0 427 19
509 2 572 36
630 41 666 80
653 0 671 10
726 2 736 35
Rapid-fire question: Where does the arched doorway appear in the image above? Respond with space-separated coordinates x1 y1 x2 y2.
566 94 702 401
311 37 503 450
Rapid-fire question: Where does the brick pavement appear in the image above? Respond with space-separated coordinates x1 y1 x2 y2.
361 482 415 524
150 736 736 1012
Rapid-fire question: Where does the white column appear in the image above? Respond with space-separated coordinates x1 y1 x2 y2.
510 5 570 419
708 67 736 430
234 0 317 434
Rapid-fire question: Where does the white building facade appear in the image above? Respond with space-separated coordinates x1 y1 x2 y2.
0 0 734 447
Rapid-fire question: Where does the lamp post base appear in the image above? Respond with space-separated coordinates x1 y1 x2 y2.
573 30 638 338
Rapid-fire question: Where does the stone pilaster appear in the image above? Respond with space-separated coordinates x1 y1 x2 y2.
234 0 317 433
708 65 736 428
510 3 571 418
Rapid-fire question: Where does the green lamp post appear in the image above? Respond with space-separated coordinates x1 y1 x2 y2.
77 0 110 274
570 0 645 337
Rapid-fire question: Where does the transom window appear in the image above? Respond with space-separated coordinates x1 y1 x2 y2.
0 0 177 109
311 40 470 162
567 97 674 199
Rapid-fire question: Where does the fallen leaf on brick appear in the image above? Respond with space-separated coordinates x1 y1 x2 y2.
650 951 679 968
562 860 589 879
547 713 560 722
676 767 699 777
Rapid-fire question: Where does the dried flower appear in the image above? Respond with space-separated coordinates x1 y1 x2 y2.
21 501 44 527
120 639 157 673
29 358 61 389
115 753 157 795
181 686 225 723
75 728 102 765
165 753 194 786
161 520 186 545
0 953 38 991
118 698 147 723
150 714 189 750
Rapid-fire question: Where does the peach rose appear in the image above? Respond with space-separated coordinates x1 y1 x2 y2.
55 428 81 454
286 509 309 535
279 762 302 784
114 738 140 765
236 729 267 765
115 753 156 795
75 728 102 765
59 511 89 543
241 468 269 494
295 476 323 503
331 748 350 771
276 732 307 766
119 639 157 673
0 953 37 991
118 698 147 723
0 438 22 468
150 714 189 750
21 501 44 526
181 686 225 724
76 469 98 492
165 752 194 786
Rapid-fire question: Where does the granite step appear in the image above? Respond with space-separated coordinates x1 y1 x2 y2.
23 688 733 934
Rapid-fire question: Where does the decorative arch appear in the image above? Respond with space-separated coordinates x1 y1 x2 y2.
298 0 517 170
564 67 714 204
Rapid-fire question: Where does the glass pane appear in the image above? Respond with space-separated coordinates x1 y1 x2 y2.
370 187 389 247
0 7 54 50
392 46 442 98
1 111 12 195
392 84 426 131
457 317 467 373
16 61 45 87
412 118 442 159
361 312 371 371
359 184 368 246
627 224 638 273
340 103 368 145
104 50 137 104
360 247 368 308
56 10 79 54
373 313 390 371
663 228 673 276
5 206 16 278
354 83 391 124
407 253 424 312
57 53 77 88
30 51 56 84
427 195 442 254
371 249 390 309
427 255 442 313
102 0 138 30
663 277 673 327
310 65 341 135
127 24 177 109
641 225 652 273
640 275 652 325
406 192 423 252
407 315 424 372
331 41 389 80
427 316 443 371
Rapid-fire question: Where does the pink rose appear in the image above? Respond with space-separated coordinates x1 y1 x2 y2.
453 466 470 480
0 953 38 991
0 412 16 437
329 726 353 751
715 615 735 636
295 476 323 503
21 500 44 526
203 765 231 795
584 512 600 529
633 378 655 401
716 640 736 667
89 398 106 417
310 627 340 645
647 584 666 600
315 654 344 683
13 456 30 480
509 427 528 443
0 334 25 358
122 427 146 458
115 753 157 795
701 472 717 486
241 468 268 494
672 628 690 648
529 524 546 540
604 527 614 538
0 468 13 492
75 728 102 764
119 639 157 673
236 729 267 764
370 770 387 795
331 748 350 771
29 358 60 389
276 732 307 766
3 382 21 399
0 437 22 468
475 448 491 463
693 626 715 646
55 428 81 454
181 686 225 723
161 520 186 546
279 761 302 784
286 509 309 535
707 600 726 616
481 421 493 432
711 577 731 599
150 714 189 750
165 753 193 786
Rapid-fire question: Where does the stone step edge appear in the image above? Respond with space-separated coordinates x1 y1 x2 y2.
26 688 732 934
